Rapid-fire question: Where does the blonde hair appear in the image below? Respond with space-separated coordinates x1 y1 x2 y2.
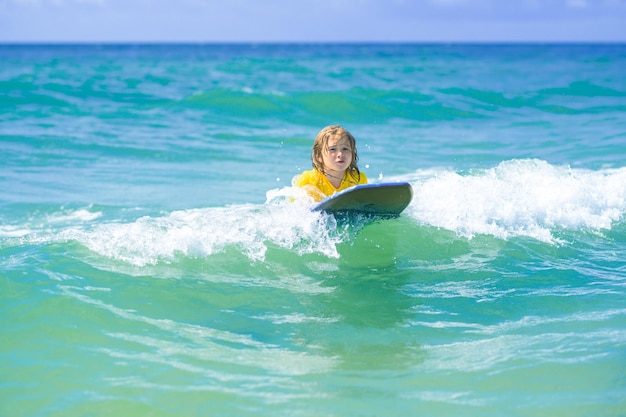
310 125 361 181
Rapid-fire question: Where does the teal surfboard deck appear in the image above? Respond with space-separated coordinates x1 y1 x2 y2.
312 182 413 218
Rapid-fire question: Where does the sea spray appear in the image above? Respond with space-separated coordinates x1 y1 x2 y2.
408 159 626 242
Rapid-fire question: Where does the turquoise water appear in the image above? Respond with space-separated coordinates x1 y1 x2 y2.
1 43 625 416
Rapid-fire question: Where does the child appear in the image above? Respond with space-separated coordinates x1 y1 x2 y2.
293 125 368 202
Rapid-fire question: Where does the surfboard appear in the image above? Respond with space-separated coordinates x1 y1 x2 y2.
311 182 413 217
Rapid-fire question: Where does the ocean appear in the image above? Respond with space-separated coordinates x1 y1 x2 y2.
1 43 625 416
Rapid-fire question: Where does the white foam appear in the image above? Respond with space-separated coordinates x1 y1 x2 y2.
0 225 32 238
405 159 626 242
6 160 624 264
46 207 102 224
0 206 102 238
421 314 626 373
67 187 345 266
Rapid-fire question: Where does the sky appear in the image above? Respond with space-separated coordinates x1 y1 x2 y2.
1 0 625 43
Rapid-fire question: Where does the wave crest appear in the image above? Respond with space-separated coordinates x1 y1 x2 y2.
408 159 626 242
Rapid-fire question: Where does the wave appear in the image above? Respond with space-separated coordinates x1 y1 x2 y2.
177 85 626 122
59 188 349 266
177 87 481 122
6 83 622 124
404 159 626 242
2 160 624 266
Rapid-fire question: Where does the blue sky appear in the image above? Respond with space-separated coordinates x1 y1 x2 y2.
1 0 625 43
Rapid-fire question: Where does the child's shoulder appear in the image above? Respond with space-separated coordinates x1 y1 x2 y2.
292 169 320 186
302 169 324 179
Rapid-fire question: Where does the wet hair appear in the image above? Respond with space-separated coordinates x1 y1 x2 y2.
310 125 361 181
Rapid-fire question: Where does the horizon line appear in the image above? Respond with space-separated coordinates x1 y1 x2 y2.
2 40 626 46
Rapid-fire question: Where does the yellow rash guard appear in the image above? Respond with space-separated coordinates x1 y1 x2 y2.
292 169 368 202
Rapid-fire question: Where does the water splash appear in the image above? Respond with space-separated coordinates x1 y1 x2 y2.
407 159 626 242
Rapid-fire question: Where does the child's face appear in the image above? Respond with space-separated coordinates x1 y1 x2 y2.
319 134 353 174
